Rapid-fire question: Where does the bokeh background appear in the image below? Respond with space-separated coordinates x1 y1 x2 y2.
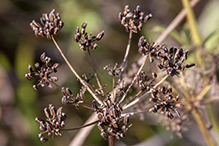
0 0 219 146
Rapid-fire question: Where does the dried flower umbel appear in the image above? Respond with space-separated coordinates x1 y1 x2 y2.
74 22 104 51
35 104 66 142
30 9 64 39
27 5 196 145
138 36 195 76
118 5 152 33
25 52 59 90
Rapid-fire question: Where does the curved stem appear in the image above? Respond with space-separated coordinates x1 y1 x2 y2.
120 30 133 78
123 74 168 110
119 55 148 104
61 119 99 131
87 49 105 96
51 36 104 106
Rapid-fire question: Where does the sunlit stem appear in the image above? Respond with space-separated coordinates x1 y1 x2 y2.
120 30 133 79
60 120 99 131
51 36 104 106
119 55 148 104
49 80 62 90
123 74 168 110
87 49 105 96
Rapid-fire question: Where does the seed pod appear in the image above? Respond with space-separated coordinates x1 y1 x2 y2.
56 107 63 116
124 114 130 125
152 72 157 79
61 121 65 128
111 119 118 128
96 31 104 40
81 22 87 28
92 43 98 50
101 131 108 140
53 27 59 35
61 96 67 104
136 5 140 13
186 63 195 68
175 108 181 117
44 107 50 118
49 104 56 117
144 13 152 22
49 9 55 22
33 85 38 90
66 88 72 95
97 122 105 131
40 136 48 143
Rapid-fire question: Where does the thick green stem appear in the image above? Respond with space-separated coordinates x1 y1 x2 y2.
192 109 215 146
182 0 201 45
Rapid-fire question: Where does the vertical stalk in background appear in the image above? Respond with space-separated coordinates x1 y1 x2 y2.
182 1 215 145
182 0 203 68
182 0 201 44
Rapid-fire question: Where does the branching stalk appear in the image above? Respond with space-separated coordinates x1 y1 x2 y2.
119 55 148 104
87 49 105 96
123 74 168 110
51 36 104 106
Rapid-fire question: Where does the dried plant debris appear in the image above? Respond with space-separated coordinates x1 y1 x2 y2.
25 52 59 90
30 9 64 39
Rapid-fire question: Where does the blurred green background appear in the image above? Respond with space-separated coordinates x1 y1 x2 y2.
0 0 219 146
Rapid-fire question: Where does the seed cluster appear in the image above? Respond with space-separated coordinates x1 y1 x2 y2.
118 5 152 33
136 70 157 91
30 9 64 39
93 100 131 140
138 36 195 76
35 104 66 142
61 86 86 108
103 63 122 77
25 52 59 90
74 22 104 51
149 83 184 119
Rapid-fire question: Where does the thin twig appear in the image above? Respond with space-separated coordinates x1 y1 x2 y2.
123 75 168 110
51 36 104 106
119 55 148 104
120 30 133 77
87 49 105 96
61 119 99 131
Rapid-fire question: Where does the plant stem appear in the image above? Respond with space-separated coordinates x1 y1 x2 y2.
123 74 168 110
120 30 133 78
119 55 148 104
182 0 201 45
61 119 99 131
108 136 115 146
87 49 105 96
192 109 215 146
51 36 104 106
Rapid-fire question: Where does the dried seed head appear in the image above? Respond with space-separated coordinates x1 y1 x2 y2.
30 9 64 39
119 5 152 33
